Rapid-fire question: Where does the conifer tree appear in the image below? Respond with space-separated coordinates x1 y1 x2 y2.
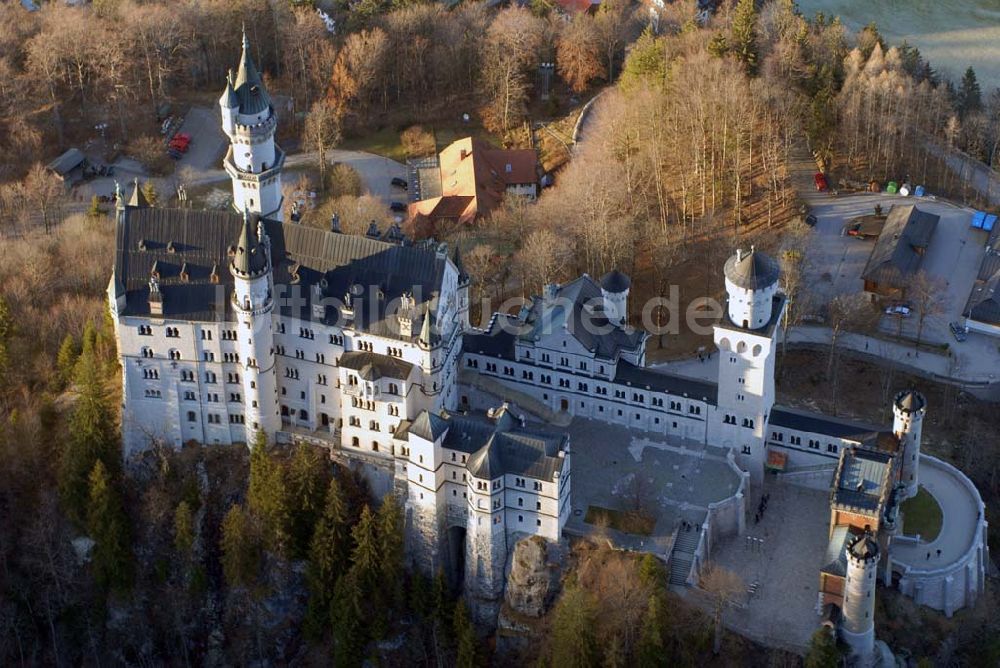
60 321 119 525
287 443 330 558
56 333 78 389
619 26 666 92
348 505 385 636
958 67 982 117
637 593 665 667
349 505 381 594
305 477 351 637
805 628 841 668
730 0 759 75
220 504 259 589
453 600 477 668
87 460 132 592
330 571 365 667
174 500 195 557
376 495 405 610
247 432 290 554
550 585 599 668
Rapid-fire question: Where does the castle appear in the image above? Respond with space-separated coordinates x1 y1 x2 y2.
108 34 988 661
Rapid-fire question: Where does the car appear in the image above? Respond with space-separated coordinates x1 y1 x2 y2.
391 177 408 189
805 214 817 227
884 304 911 317
814 172 828 192
949 322 968 342
389 201 407 213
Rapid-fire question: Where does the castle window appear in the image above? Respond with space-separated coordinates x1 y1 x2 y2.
518 515 523 523
138 325 152 336
827 443 838 454
186 411 196 422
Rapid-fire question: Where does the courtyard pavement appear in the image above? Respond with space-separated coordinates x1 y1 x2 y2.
562 417 740 555
710 477 831 652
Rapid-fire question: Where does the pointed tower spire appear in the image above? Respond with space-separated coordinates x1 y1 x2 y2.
233 209 268 277
419 303 433 347
128 178 149 208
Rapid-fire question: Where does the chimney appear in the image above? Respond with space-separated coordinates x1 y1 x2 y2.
311 281 326 322
148 276 164 316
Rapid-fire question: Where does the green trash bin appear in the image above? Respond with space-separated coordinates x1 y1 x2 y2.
886 181 898 194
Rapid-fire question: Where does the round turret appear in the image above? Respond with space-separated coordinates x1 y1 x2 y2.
893 389 926 499
600 269 630 326
724 247 779 330
842 532 879 663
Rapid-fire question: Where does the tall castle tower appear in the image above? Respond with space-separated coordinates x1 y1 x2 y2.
231 213 281 444
712 247 784 489
841 531 879 665
893 390 926 499
220 30 285 221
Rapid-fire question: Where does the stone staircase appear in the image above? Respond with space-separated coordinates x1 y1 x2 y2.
669 526 702 586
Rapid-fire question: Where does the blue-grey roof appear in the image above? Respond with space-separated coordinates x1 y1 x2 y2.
820 525 854 577
769 406 883 441
600 269 630 293
402 408 568 481
408 411 449 442
724 248 779 290
113 207 448 333
614 360 718 405
338 351 413 381
232 32 271 116
831 447 893 513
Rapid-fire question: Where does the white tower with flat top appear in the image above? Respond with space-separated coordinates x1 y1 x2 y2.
893 390 926 500
842 531 879 666
231 212 281 445
220 30 284 221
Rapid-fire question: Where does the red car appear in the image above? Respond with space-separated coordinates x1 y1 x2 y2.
814 172 828 192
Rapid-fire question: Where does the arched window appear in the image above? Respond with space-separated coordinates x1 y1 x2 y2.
187 411 196 422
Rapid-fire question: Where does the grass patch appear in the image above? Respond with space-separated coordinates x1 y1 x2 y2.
901 487 943 541
340 127 408 162
584 505 655 536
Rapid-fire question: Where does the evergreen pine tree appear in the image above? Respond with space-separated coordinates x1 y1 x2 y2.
453 599 477 668
958 67 983 117
305 477 351 637
804 628 841 668
220 504 259 589
174 500 195 557
550 586 599 668
637 594 666 667
730 0 759 75
348 505 385 636
620 26 667 92
287 443 330 558
59 321 119 526
376 495 405 610
638 553 666 591
56 333 78 389
247 431 290 554
87 460 133 592
330 572 365 667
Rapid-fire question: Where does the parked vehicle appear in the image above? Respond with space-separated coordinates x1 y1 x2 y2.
391 177 408 189
814 172 828 192
389 201 407 213
949 322 968 342
884 304 911 317
805 214 817 227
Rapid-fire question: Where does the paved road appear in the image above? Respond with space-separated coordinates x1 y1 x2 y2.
891 458 981 568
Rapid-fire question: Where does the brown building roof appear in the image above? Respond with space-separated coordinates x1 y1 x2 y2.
861 205 939 289
409 137 537 229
